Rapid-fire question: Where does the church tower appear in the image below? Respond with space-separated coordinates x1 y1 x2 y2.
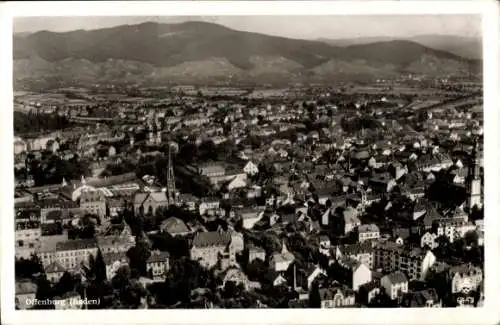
467 138 482 211
166 143 177 205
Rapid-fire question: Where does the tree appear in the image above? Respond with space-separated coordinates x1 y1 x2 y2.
369 291 395 307
127 242 151 276
34 276 54 309
93 250 107 283
54 271 77 297
222 281 244 299
15 255 43 280
464 230 479 247
308 281 321 308
112 265 132 290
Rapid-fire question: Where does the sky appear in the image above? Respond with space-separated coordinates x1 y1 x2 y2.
13 15 482 39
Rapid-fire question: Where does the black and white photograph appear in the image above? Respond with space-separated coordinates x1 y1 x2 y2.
2 1 500 324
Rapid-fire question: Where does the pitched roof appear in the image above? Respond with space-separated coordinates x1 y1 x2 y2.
192 231 231 248
134 193 149 205
449 264 482 277
102 251 128 265
359 280 379 292
358 224 379 233
149 192 168 202
45 261 65 273
147 250 170 264
392 227 411 240
273 251 295 264
339 242 374 256
46 210 63 221
340 257 362 271
97 234 133 248
343 207 360 224
56 238 97 252
319 285 354 300
384 271 408 285
402 288 439 307
161 217 190 234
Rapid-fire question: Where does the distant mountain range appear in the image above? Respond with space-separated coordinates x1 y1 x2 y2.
13 21 481 88
318 34 482 60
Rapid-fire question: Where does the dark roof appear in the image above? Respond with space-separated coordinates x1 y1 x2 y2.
449 264 482 277
55 238 97 252
340 257 362 271
384 271 408 285
46 210 63 221
402 288 439 307
339 242 373 256
319 285 355 300
392 227 410 240
45 261 66 273
102 251 128 265
359 280 380 292
192 231 231 248
147 250 170 264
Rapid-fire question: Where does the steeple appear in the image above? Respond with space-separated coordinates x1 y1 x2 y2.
471 137 481 179
467 137 482 210
281 239 289 254
166 143 177 205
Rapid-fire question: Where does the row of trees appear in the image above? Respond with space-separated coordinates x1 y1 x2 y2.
14 112 73 134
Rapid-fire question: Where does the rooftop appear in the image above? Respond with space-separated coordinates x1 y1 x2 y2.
147 250 170 264
358 224 379 233
161 217 190 234
56 238 98 252
192 231 231 248
384 271 408 285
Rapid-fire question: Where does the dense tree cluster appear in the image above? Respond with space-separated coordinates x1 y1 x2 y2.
14 112 73 134
20 153 91 187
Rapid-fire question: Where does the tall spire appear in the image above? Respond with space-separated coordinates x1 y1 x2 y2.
467 136 482 210
472 137 480 179
166 143 177 205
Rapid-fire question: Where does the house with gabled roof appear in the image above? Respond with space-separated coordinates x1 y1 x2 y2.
102 251 129 280
146 250 170 281
318 284 356 308
449 263 483 295
337 257 372 291
45 261 66 283
134 191 169 215
270 240 295 273
381 271 408 300
190 230 234 270
160 217 191 237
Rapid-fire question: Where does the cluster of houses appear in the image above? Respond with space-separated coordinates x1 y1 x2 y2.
14 91 484 309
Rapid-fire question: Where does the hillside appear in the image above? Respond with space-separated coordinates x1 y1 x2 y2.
319 34 482 60
13 21 481 88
